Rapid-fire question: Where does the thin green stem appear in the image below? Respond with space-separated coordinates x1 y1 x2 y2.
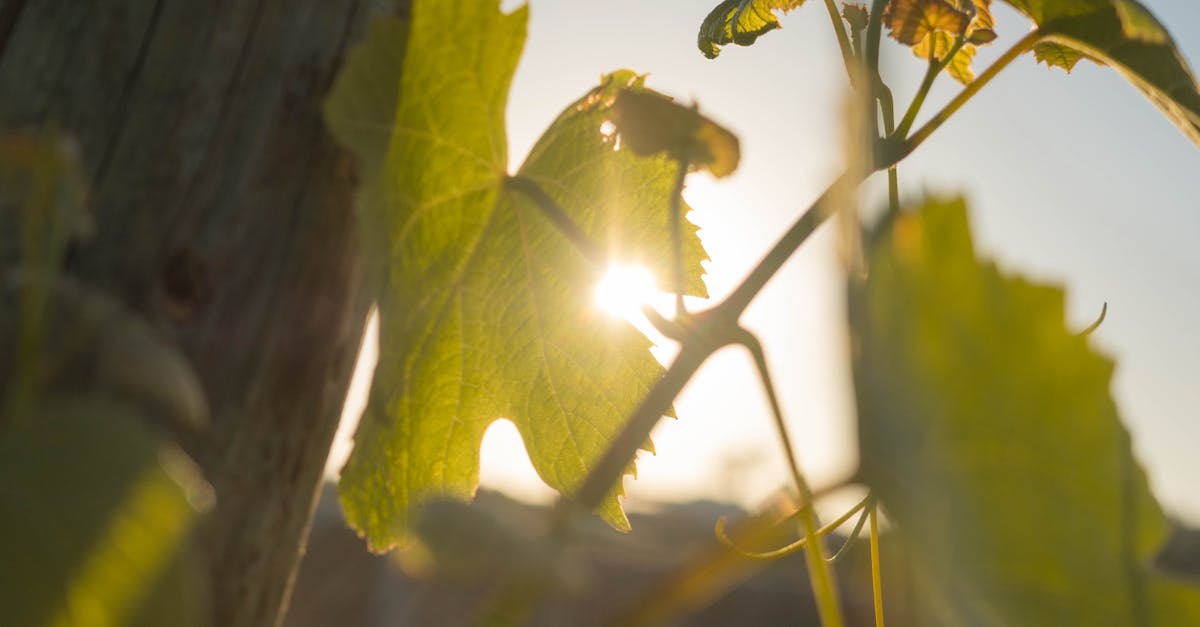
895 36 966 139
870 503 885 627
822 0 858 83
893 29 1041 164
610 480 857 627
739 329 844 627
895 60 939 138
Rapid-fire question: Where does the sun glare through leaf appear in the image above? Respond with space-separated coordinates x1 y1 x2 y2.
594 265 658 320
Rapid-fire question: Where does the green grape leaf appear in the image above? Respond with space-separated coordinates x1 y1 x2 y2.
325 2 709 551
0 399 212 627
1005 0 1200 148
1033 41 1091 71
698 0 809 59
851 197 1200 625
610 89 741 178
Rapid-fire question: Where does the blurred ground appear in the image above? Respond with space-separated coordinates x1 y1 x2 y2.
283 485 913 626
283 484 1200 626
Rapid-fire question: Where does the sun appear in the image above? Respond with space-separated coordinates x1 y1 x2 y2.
594 265 658 320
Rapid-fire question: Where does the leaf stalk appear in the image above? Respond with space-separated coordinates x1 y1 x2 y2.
895 35 966 139
894 29 1042 162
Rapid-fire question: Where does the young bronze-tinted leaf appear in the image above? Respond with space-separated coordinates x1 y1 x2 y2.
913 31 978 83
896 0 994 84
842 3 870 32
851 197 1200 625
611 90 741 178
325 3 709 551
698 0 809 59
884 0 970 46
968 26 997 44
964 0 996 42
0 399 211 627
1003 0 1200 148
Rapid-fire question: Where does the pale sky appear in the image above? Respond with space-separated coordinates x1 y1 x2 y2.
331 0 1200 523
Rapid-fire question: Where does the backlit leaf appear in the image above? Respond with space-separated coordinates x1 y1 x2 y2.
884 0 970 47
1004 0 1200 148
851 197 1200 625
325 2 708 551
913 30 978 83
698 0 808 59
894 0 996 85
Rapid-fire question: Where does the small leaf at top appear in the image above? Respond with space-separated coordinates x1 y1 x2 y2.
610 90 741 178
914 31 978 83
1001 0 1200 149
851 197 1200 625
698 0 808 59
884 0 970 47
325 1 709 552
892 0 996 85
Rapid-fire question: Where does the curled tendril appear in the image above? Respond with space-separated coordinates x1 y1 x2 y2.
715 494 874 560
825 496 875 563
1077 302 1108 337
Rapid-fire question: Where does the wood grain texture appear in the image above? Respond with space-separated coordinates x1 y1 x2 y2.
0 1 404 625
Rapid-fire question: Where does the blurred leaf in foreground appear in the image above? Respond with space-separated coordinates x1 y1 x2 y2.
325 0 708 551
0 400 212 627
851 197 1200 625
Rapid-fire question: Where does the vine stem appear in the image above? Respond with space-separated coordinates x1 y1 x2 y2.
891 29 1041 163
